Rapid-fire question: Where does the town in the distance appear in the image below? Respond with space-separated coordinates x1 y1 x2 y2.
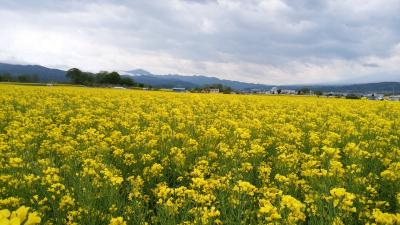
1 62 399 101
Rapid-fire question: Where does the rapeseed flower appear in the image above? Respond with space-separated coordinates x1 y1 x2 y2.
1 84 399 224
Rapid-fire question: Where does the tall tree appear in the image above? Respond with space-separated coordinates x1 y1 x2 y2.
0 73 13 82
106 72 121 84
95 71 121 84
120 77 135 86
66 68 90 84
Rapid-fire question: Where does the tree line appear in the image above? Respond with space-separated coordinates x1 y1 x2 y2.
297 88 322 96
0 73 39 83
66 68 150 88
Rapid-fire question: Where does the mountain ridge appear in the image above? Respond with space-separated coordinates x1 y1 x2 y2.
0 63 67 82
1 63 400 93
123 69 272 90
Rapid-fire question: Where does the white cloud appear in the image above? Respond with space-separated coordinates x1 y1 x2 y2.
0 0 399 84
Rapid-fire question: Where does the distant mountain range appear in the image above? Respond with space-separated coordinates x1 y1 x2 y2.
122 70 400 93
1 62 400 93
0 63 67 82
294 82 400 94
123 69 272 90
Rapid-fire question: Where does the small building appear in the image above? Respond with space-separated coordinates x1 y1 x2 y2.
324 92 336 96
270 87 278 94
113 86 126 89
281 89 297 95
366 93 384 100
250 89 263 94
209 88 220 93
172 87 186 92
325 92 348 97
389 95 400 101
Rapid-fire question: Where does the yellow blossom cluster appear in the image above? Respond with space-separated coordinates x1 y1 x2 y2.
1 84 399 224
0 206 41 225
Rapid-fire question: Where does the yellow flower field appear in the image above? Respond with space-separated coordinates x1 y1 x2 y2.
0 84 399 224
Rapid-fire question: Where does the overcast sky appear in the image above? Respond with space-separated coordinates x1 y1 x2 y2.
1 0 399 84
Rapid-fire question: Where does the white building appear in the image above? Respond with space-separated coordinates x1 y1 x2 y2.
209 89 220 93
281 89 297 95
389 95 400 101
172 87 186 92
366 93 384 100
269 87 296 95
270 87 278 94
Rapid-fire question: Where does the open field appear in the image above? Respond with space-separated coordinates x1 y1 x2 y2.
0 84 399 224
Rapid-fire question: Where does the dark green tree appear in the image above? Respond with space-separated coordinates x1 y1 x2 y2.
95 71 108 84
106 72 121 84
16 74 39 83
17 74 30 82
66 68 90 84
346 94 361 99
95 71 121 84
314 90 323 96
120 77 135 86
0 73 13 82
298 88 311 95
223 86 233 94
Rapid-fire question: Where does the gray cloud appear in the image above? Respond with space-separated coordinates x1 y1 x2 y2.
363 63 380 68
0 0 399 84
